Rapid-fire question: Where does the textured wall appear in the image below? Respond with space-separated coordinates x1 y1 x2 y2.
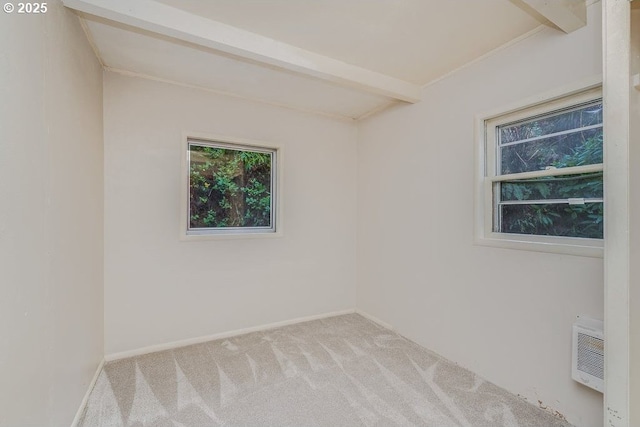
0 1 104 425
103 72 357 356
357 4 604 426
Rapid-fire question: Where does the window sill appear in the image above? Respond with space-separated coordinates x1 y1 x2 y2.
180 230 283 241
474 232 603 258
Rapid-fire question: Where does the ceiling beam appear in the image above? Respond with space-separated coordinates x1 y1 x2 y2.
510 0 587 33
62 0 421 103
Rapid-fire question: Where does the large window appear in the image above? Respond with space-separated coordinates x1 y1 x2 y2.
184 137 278 236
477 86 603 255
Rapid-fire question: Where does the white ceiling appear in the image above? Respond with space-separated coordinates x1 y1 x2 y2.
154 0 540 85
83 17 391 119
72 0 544 120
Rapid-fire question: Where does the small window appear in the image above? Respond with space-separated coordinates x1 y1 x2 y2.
477 86 604 255
185 138 278 236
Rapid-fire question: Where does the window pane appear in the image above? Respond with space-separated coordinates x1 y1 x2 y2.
499 102 603 144
501 173 603 201
500 127 602 174
499 202 603 239
189 144 272 229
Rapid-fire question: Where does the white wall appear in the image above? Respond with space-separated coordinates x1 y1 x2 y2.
357 4 603 427
0 1 104 426
103 72 357 355
629 6 640 426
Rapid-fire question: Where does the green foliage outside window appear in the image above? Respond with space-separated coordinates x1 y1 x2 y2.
497 101 603 239
189 144 272 229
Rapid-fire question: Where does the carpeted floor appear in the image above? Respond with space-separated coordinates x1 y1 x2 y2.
78 314 571 426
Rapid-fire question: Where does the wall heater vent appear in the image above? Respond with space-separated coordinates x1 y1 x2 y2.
572 316 604 393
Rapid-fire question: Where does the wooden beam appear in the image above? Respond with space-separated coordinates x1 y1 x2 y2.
61 0 421 103
510 0 587 33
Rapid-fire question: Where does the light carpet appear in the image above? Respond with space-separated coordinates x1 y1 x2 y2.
78 314 571 426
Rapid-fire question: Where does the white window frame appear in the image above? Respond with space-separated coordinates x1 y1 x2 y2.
474 78 603 257
180 132 283 240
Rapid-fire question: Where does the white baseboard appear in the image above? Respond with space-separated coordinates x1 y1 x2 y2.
70 358 105 427
355 309 394 331
105 309 357 362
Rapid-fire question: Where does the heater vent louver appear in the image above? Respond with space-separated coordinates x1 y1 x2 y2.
577 333 604 379
572 317 604 393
